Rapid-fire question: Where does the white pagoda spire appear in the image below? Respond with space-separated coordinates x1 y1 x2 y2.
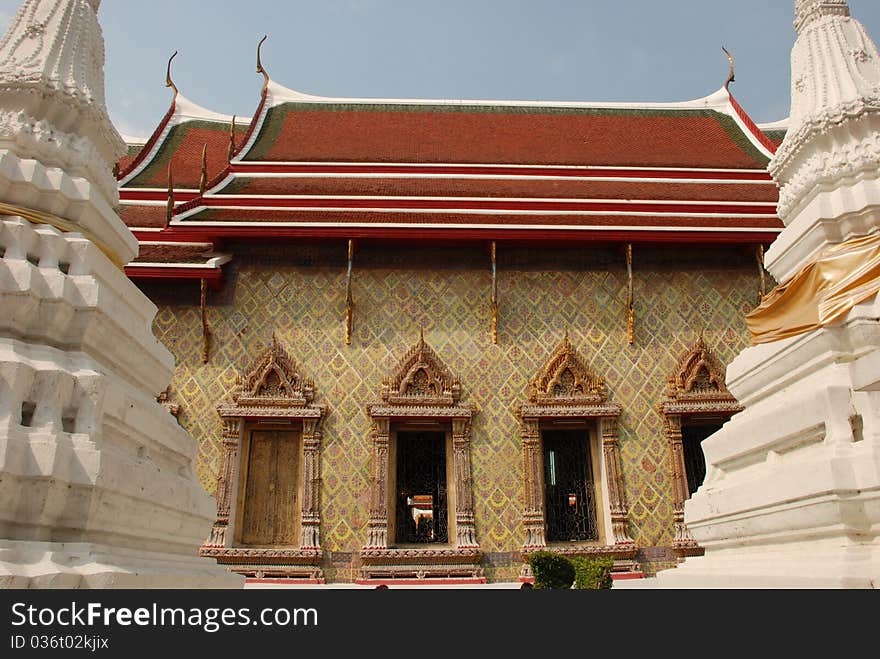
0 0 132 262
618 0 880 591
0 0 239 588
770 0 880 235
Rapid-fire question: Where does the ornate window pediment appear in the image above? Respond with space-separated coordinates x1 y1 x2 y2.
517 333 635 576
361 332 481 582
221 334 317 416
379 330 462 407
527 332 606 406
520 333 619 420
661 334 741 415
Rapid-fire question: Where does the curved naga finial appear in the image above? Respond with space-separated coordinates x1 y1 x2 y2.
722 46 735 91
256 35 270 91
165 50 179 99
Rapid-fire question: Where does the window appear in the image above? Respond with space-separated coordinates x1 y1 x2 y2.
543 429 598 542
360 332 482 582
394 431 449 544
660 335 742 557
518 333 636 577
681 421 723 497
199 335 326 581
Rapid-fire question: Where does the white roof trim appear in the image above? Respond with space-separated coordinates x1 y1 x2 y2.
264 79 733 112
171 219 782 233
127 253 232 269
174 204 777 221
175 94 246 124
210 194 775 207
757 117 790 131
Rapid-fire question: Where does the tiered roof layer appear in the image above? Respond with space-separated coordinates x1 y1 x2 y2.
117 79 787 283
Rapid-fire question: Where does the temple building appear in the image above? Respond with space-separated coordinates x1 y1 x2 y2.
114 39 789 583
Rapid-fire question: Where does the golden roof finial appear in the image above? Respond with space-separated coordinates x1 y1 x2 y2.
228 115 237 162
418 324 425 348
256 35 270 91
165 162 174 227
199 144 208 194
165 50 179 100
722 46 735 91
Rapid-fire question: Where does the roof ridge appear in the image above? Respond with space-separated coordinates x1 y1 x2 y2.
262 79 734 112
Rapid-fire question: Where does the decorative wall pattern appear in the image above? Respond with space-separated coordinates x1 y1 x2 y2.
148 244 757 582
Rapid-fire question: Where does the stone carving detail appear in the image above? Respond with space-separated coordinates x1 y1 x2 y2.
156 386 180 419
0 108 119 204
0 0 125 168
659 336 742 557
527 331 606 405
200 334 326 578
771 0 880 221
380 329 461 406
518 333 635 565
229 333 315 407
661 334 742 416
361 333 480 579
795 0 850 33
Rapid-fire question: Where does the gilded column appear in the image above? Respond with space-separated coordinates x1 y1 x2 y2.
366 416 390 549
206 417 240 548
521 417 546 548
301 417 322 550
601 416 635 548
665 414 699 554
452 417 478 548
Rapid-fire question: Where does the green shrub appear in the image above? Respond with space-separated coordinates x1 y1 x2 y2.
571 556 614 589
528 551 575 589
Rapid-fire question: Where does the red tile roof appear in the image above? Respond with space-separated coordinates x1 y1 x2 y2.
119 204 167 229
244 103 770 169
219 175 778 203
122 122 245 189
135 243 215 264
117 89 781 278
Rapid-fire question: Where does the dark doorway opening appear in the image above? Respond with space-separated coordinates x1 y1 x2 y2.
681 421 723 497
396 431 448 544
543 429 598 542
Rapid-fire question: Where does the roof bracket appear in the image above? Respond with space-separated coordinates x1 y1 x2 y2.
346 239 355 345
756 244 766 305
201 278 212 364
626 243 635 345
165 163 174 228
490 241 498 345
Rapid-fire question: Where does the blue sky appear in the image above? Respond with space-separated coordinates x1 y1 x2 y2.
2 1 880 138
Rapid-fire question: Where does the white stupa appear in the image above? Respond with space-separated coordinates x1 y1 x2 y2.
0 0 241 587
627 0 880 588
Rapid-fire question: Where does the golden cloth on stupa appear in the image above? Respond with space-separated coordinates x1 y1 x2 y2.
748 231 880 344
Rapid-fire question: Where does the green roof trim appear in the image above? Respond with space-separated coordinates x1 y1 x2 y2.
242 101 770 167
763 129 787 142
217 177 251 195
